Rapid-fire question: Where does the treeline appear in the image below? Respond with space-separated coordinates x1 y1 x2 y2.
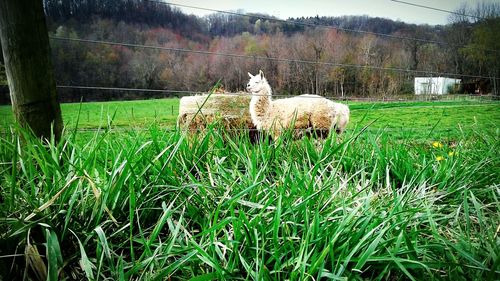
48 19 421 102
0 0 499 103
207 13 417 37
41 0 420 38
43 0 208 41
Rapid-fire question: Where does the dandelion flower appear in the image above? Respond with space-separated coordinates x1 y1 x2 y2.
448 151 454 157
432 141 443 148
436 156 444 161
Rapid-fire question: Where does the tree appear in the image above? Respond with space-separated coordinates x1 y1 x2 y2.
463 18 500 95
448 2 500 95
443 22 471 75
0 0 63 140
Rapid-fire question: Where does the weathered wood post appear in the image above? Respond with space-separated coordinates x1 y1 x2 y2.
0 0 63 141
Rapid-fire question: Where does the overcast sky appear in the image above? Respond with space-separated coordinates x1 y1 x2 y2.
167 0 494 25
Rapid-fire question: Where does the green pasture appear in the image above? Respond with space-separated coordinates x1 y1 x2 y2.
0 98 181 129
0 99 498 140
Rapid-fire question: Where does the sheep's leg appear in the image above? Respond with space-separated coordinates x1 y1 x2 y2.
315 128 330 139
334 124 342 134
268 121 282 141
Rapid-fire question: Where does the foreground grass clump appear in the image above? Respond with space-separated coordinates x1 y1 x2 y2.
0 125 498 280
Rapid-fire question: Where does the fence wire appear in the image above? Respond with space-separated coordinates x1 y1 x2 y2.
389 0 486 21
11 126 458 134
56 85 500 102
50 1 500 104
51 36 500 81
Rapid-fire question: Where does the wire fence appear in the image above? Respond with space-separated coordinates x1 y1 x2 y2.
56 85 500 102
51 36 500 81
0 125 466 135
46 0 500 107
389 0 486 21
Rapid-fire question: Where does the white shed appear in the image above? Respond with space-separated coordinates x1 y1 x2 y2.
414 77 461 95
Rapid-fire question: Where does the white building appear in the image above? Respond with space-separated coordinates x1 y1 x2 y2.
414 77 461 95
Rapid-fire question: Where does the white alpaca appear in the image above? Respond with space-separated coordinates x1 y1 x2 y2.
246 70 350 139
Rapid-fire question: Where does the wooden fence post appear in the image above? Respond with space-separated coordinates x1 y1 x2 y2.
0 0 63 141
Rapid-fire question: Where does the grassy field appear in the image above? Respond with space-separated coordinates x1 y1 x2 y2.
0 98 499 280
0 98 499 139
0 99 181 129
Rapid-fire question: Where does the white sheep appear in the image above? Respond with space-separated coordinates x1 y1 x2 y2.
246 70 350 139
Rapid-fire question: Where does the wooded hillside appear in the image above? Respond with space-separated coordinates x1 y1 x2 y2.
0 0 498 103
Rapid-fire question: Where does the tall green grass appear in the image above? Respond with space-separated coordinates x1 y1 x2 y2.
0 123 498 280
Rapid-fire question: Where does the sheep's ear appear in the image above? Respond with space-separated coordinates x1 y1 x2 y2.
248 72 254 78
259 70 265 78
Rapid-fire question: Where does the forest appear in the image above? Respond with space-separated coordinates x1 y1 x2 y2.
0 0 499 103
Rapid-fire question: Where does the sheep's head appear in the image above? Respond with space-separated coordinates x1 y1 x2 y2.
246 70 266 93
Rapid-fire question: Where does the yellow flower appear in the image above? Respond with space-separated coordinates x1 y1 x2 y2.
436 156 444 161
432 141 443 148
448 151 454 157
